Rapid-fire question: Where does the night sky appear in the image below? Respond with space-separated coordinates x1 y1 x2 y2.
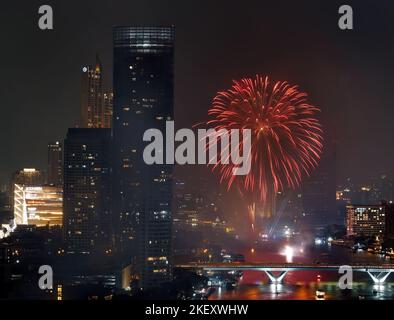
1 0 394 186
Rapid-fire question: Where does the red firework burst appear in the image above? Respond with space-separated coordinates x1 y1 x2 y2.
206 75 323 205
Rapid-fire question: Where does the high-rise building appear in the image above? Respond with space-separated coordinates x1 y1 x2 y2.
112 26 174 289
346 204 385 238
81 55 104 128
47 141 63 186
103 91 113 129
13 185 62 226
63 128 111 254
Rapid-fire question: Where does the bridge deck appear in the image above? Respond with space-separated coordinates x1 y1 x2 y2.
176 263 394 272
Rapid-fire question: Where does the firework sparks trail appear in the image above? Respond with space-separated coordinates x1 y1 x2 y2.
203 75 323 222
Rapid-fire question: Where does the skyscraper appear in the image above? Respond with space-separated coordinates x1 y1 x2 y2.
81 55 104 128
47 141 63 186
63 128 111 254
103 91 113 129
112 26 174 289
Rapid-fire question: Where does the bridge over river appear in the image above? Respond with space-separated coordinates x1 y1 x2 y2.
176 262 394 284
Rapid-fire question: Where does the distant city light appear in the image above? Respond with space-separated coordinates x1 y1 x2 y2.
315 238 323 245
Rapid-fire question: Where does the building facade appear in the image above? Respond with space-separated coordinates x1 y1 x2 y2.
103 91 113 129
47 141 63 186
112 26 174 289
63 128 111 254
81 55 104 128
13 185 62 226
346 204 385 238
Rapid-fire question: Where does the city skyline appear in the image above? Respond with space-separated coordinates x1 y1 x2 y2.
2 0 394 304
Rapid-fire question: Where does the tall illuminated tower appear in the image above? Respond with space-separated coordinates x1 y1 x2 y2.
112 26 174 289
81 55 104 128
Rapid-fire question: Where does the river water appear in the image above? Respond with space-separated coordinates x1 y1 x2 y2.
209 240 394 300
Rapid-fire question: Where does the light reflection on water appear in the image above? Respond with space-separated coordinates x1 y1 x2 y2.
211 281 394 300
209 241 394 300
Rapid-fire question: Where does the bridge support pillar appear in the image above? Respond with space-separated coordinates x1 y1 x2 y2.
367 271 392 284
264 270 288 284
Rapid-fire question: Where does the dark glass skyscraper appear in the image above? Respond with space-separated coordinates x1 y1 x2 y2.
112 26 174 289
63 128 111 254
